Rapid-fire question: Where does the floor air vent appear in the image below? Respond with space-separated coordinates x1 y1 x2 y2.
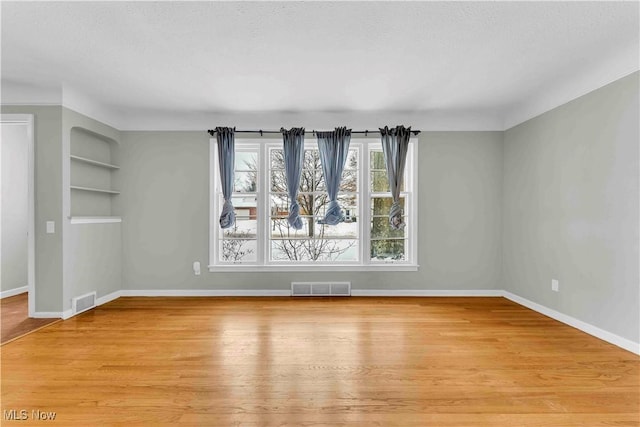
72 291 97 315
291 282 351 297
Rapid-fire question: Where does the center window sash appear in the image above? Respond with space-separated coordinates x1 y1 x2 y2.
267 142 361 264
209 138 418 271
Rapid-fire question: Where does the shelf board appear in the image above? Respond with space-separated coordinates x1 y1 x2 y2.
70 185 120 195
69 216 122 224
70 155 120 169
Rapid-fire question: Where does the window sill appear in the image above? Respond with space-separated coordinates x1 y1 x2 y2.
208 264 419 272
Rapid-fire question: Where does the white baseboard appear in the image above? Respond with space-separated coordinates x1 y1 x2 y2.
121 289 502 297
1 286 28 299
352 289 503 297
32 312 63 319
96 290 122 306
121 289 292 297
503 291 640 355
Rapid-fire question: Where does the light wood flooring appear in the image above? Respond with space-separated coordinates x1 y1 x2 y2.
1 293 59 344
1 297 638 426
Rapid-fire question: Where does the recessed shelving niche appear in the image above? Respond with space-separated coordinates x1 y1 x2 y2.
69 127 121 221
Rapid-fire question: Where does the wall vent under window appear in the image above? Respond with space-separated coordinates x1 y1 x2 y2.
72 291 97 315
291 282 351 297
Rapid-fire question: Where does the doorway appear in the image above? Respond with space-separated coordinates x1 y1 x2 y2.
1 114 36 334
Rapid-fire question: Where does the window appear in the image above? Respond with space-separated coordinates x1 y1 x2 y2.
269 145 359 263
210 138 417 271
217 145 259 263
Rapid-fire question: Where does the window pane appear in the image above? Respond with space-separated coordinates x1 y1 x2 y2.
221 218 257 239
314 220 358 238
271 169 321 193
220 238 257 263
271 240 314 262
371 239 405 261
235 151 257 171
344 149 358 170
270 239 358 262
340 169 358 192
371 170 390 192
270 194 319 217
300 169 321 192
270 149 284 170
270 217 313 239
314 194 356 218
371 197 405 216
269 194 288 217
315 172 326 192
234 171 257 192
371 216 405 239
326 240 358 261
305 149 322 169
371 171 405 192
370 151 385 169
229 195 258 217
270 170 286 192
311 192 330 216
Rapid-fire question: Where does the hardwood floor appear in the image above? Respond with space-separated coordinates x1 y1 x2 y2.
1 293 59 344
1 297 638 426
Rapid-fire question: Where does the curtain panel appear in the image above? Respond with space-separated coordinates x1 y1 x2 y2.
215 126 236 229
281 127 306 230
316 127 352 225
380 125 411 230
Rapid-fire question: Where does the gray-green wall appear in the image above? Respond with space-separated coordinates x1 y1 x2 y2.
503 72 639 343
119 131 504 291
1 105 63 312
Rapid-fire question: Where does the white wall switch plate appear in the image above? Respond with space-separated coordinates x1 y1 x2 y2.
46 221 55 234
551 279 559 292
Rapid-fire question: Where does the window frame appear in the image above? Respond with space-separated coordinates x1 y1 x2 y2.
209 137 418 272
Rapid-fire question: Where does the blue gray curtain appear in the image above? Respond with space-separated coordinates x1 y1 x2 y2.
281 127 305 229
317 127 352 225
380 125 411 230
215 127 236 229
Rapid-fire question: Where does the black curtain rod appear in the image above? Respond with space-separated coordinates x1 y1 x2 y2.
207 129 421 137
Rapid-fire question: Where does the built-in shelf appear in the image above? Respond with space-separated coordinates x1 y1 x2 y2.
70 185 120 195
69 216 122 224
70 126 120 218
70 155 120 170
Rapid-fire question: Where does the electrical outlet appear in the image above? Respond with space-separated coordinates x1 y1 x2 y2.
193 261 201 276
551 279 559 292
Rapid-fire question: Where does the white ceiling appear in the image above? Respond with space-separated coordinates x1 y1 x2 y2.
1 1 638 131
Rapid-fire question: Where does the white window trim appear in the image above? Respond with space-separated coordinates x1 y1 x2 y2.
209 137 419 272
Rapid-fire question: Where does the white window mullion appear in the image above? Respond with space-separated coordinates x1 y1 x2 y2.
408 140 417 265
361 141 371 266
209 138 218 268
265 142 278 266
260 143 270 266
